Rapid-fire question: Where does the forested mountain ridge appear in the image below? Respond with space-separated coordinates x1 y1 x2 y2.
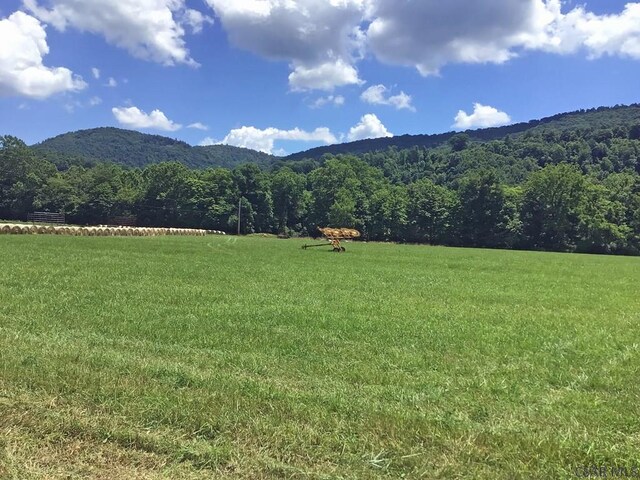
28 105 640 171
31 127 276 169
285 104 640 160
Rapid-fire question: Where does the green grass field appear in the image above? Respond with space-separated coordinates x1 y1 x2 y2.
1 236 639 479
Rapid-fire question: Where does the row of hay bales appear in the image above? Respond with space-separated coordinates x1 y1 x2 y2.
0 224 226 237
318 227 361 239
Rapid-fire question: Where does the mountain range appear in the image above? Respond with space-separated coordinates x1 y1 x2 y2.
29 104 640 169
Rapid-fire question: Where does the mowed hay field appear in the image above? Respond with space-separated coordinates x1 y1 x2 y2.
1 236 639 479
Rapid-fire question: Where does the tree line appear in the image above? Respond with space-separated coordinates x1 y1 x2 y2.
1 125 640 255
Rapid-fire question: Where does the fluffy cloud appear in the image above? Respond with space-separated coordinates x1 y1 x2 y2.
347 114 393 141
289 59 363 92
368 0 640 75
206 0 367 90
218 125 337 154
539 1 640 59
0 11 86 99
366 1 550 75
181 8 214 34
188 122 209 131
91 67 100 79
112 106 182 131
205 0 640 89
24 0 209 66
453 103 511 130
360 84 415 111
310 95 345 109
105 77 117 88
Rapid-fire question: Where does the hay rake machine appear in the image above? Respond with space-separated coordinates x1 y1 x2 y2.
302 227 361 252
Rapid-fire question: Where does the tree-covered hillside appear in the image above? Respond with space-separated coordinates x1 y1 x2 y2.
31 127 276 169
285 104 640 161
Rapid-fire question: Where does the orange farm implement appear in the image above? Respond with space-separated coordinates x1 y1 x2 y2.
302 227 361 252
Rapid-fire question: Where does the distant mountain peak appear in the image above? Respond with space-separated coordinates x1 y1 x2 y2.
32 127 275 169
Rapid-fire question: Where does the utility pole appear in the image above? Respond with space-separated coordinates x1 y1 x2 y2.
237 197 242 236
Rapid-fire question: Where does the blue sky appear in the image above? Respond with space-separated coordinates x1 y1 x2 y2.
1 0 639 155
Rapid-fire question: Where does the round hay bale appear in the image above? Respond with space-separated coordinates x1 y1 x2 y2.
1 224 12 234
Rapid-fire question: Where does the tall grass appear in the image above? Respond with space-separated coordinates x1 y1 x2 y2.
1 236 639 478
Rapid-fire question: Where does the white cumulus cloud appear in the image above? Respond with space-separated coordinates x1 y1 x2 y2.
188 122 209 131
218 125 337 154
24 0 209 66
0 11 86 99
310 95 345 109
204 0 640 90
206 0 366 90
366 0 548 75
538 1 640 59
112 106 182 131
347 113 393 141
91 67 100 79
453 103 512 130
289 59 363 92
181 8 214 34
360 84 415 111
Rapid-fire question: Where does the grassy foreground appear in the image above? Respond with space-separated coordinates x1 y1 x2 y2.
1 236 639 479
